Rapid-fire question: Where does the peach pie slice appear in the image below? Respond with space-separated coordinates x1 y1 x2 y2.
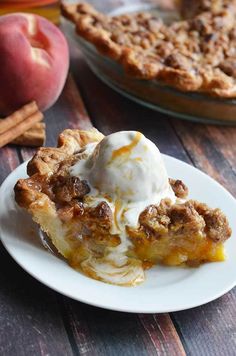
15 129 231 286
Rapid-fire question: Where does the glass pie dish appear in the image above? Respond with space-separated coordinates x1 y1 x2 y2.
63 0 236 125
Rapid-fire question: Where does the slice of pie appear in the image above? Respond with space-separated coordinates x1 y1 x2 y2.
61 1 236 98
14 129 231 286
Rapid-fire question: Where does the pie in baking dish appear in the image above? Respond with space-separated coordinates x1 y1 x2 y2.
14 129 231 286
62 0 236 98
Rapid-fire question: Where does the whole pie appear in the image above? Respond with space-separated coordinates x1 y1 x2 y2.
62 0 236 98
14 129 231 286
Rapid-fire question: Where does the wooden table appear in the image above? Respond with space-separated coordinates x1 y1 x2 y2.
1 8 236 356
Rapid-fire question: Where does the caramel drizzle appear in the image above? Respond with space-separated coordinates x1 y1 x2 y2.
114 199 122 232
111 132 142 162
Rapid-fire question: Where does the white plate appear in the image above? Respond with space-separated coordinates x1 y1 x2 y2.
0 156 235 313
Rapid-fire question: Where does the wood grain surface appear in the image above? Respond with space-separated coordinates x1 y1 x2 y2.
0 3 236 356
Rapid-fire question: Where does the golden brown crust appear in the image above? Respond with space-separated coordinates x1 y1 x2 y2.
62 1 236 98
27 128 104 176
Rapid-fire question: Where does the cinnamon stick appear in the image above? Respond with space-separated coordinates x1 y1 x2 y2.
12 122 46 147
0 101 38 134
0 110 43 148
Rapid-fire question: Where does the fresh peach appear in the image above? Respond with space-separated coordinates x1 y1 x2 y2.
0 13 69 116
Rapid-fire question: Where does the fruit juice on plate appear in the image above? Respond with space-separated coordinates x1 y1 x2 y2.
0 0 61 24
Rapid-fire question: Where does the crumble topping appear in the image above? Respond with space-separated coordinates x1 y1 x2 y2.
169 178 188 199
51 175 90 203
127 198 231 244
16 169 231 245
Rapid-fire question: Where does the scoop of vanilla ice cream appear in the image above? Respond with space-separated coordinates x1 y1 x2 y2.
88 131 171 202
70 131 175 229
